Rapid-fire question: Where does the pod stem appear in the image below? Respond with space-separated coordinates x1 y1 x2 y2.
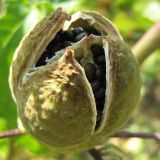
132 22 160 65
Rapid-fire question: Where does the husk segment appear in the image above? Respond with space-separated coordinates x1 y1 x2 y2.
9 8 69 101
19 49 97 147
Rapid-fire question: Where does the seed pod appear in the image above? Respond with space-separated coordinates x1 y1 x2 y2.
9 8 141 153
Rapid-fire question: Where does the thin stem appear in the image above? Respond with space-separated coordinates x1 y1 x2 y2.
112 131 160 140
6 139 15 160
132 21 160 64
0 129 26 138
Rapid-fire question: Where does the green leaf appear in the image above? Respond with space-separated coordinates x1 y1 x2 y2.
0 0 30 128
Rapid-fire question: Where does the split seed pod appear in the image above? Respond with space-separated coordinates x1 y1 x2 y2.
9 8 141 153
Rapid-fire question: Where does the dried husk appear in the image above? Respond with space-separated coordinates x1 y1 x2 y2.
9 8 141 153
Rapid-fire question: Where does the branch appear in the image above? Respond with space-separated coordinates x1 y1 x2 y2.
0 129 160 141
0 129 26 138
112 131 160 140
132 21 160 65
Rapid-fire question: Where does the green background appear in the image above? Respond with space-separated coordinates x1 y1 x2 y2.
0 0 160 159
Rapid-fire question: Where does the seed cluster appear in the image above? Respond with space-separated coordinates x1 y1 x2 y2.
35 27 106 127
86 44 106 125
36 27 101 67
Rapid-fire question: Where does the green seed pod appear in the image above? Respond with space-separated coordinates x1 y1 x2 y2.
9 8 141 153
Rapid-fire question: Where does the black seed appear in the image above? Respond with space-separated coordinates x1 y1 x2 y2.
75 32 87 42
47 41 56 51
47 32 62 50
64 41 72 47
84 63 96 82
96 66 105 80
91 80 101 92
94 87 105 99
47 35 63 51
62 30 74 41
52 43 64 52
86 27 101 36
72 27 83 36
96 55 105 65
90 44 104 58
47 43 63 53
96 99 105 108
53 33 62 43
36 50 48 67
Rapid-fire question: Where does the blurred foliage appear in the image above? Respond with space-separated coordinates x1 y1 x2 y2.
0 0 160 159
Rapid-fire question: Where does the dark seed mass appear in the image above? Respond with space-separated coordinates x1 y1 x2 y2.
36 27 102 67
96 66 104 80
62 30 74 41
96 55 106 64
53 33 62 43
91 80 101 92
63 41 72 47
35 26 106 129
94 87 105 99
72 27 83 36
90 44 106 128
90 44 104 58
85 27 101 36
84 63 96 82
